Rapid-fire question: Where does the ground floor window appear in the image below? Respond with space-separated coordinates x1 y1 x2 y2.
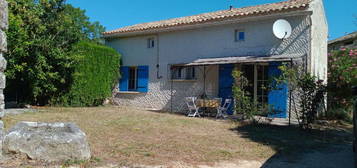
119 66 149 92
128 67 137 91
171 66 196 80
241 64 269 107
256 65 269 107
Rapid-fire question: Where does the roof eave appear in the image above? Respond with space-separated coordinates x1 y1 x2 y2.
328 32 357 45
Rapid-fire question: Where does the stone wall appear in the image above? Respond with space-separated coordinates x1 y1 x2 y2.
0 0 7 131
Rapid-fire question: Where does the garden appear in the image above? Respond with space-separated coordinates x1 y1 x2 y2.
0 106 352 167
1 0 356 167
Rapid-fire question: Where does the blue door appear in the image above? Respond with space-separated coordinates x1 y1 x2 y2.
218 64 234 115
268 62 288 118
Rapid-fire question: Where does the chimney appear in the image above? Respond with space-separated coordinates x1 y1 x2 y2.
229 5 233 10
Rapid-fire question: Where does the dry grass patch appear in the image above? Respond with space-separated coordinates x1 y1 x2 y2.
4 106 351 167
3 106 275 167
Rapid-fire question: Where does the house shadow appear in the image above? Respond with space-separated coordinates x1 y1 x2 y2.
230 123 354 168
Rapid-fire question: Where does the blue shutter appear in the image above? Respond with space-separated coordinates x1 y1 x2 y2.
218 64 234 115
239 32 245 41
119 66 129 91
137 66 149 92
268 62 288 118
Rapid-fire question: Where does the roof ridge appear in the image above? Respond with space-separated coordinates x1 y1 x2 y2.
104 0 311 36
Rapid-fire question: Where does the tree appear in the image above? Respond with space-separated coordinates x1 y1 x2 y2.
5 0 105 105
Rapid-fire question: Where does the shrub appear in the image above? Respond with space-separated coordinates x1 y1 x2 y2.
328 48 357 110
297 74 327 129
276 64 327 129
52 41 120 106
325 108 352 122
232 69 266 121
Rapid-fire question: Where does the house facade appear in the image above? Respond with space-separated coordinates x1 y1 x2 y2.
103 0 328 118
328 31 357 51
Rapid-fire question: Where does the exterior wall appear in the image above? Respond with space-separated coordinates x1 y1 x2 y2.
0 0 7 118
106 14 312 112
328 38 357 51
309 0 328 82
0 0 7 148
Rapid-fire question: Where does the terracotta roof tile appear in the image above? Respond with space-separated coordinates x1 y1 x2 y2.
103 0 311 36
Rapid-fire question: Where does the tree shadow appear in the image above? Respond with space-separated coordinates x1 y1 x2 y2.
230 123 353 167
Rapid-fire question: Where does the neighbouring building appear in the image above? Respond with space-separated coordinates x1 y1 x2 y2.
103 0 328 118
328 31 357 51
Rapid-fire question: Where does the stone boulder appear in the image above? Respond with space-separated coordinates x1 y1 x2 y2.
3 122 91 162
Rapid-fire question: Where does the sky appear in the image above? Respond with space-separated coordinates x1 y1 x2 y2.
67 0 356 40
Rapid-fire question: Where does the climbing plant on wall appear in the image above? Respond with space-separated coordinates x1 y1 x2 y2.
232 69 266 121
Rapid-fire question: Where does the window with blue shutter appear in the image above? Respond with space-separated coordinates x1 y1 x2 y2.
267 62 288 118
238 32 245 40
235 30 245 41
119 65 149 93
119 66 129 91
137 66 149 92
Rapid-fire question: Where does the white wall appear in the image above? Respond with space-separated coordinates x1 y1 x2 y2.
106 14 312 112
309 0 328 82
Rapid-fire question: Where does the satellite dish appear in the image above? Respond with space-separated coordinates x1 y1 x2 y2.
273 19 292 40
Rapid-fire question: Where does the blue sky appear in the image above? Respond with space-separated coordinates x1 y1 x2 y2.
67 0 356 40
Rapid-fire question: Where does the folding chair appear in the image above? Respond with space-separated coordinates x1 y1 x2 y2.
216 98 232 119
185 97 201 117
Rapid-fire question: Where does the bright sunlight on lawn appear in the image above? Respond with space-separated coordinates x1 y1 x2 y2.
2 106 352 167
2 106 274 167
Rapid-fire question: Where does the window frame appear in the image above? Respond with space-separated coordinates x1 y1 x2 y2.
235 29 245 42
185 66 196 80
128 67 138 91
147 38 155 48
119 65 149 93
171 66 197 81
256 64 269 107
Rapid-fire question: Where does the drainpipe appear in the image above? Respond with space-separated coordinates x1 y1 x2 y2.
307 15 313 74
156 34 163 79
170 66 173 113
203 65 206 97
289 58 293 126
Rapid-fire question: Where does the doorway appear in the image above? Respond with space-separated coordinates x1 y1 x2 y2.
241 64 269 107
218 63 287 118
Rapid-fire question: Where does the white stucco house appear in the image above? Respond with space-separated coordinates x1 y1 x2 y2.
103 0 328 118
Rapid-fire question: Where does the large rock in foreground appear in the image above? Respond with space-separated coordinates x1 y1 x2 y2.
3 121 91 162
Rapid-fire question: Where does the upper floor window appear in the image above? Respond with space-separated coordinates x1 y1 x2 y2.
147 38 155 48
235 30 245 41
171 66 196 80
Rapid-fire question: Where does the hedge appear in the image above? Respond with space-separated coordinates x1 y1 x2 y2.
53 41 120 106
